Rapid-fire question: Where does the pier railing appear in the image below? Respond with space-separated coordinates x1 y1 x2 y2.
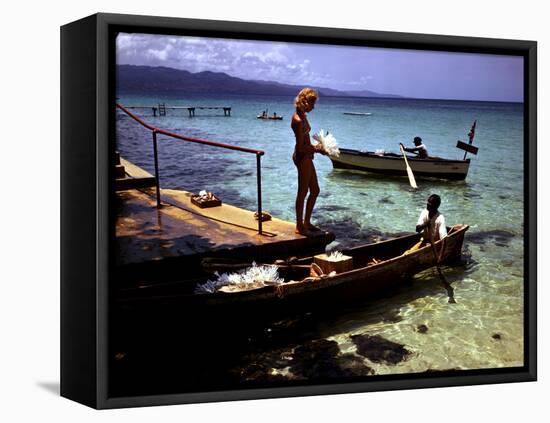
116 103 266 235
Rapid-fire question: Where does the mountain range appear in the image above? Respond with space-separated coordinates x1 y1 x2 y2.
116 64 402 99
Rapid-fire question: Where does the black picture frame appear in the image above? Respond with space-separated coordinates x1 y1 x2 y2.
61 12 537 409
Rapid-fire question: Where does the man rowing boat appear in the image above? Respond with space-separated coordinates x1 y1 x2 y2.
400 136 429 158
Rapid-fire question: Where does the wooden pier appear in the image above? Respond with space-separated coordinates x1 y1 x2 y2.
115 159 335 275
125 104 231 117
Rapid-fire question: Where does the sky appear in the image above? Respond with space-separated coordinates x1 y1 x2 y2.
116 33 524 102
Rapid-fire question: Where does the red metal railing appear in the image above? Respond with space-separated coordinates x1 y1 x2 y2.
116 103 266 234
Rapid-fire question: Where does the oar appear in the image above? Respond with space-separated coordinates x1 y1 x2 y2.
400 145 418 189
427 236 456 304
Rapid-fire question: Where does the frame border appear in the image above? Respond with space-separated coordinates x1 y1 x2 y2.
62 12 537 409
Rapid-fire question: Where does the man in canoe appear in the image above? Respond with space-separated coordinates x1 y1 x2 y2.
400 136 428 158
416 194 447 242
405 194 447 257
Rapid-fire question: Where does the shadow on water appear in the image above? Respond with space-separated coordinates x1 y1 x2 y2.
108 252 470 397
228 268 464 387
465 229 516 246
351 334 412 364
315 215 412 249
326 168 471 190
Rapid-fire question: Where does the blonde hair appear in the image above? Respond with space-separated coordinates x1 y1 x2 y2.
294 88 319 112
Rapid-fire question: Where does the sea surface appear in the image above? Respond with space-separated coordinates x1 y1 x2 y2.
115 94 525 389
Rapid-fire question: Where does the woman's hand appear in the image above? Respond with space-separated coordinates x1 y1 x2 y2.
314 143 328 155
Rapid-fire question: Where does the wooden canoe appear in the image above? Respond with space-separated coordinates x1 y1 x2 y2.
116 224 469 317
330 148 470 180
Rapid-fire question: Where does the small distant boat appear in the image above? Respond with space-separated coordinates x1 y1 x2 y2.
257 114 283 120
330 148 471 180
343 112 372 116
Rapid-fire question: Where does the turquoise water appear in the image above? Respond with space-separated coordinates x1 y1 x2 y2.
116 94 524 376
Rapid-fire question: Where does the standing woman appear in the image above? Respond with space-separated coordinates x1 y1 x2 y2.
291 88 325 235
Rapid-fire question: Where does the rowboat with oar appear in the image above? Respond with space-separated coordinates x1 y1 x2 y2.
330 121 479 181
116 224 469 317
257 112 283 120
330 148 471 180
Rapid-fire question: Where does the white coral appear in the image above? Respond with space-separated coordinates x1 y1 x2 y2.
313 129 340 157
194 262 283 294
327 251 344 261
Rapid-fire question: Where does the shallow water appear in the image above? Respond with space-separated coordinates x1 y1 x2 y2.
115 94 524 383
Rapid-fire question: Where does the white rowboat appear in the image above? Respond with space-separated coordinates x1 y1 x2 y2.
330 148 471 180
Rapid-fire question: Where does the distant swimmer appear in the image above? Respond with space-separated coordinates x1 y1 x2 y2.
400 136 428 159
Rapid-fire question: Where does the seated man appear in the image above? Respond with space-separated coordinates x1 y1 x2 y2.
405 194 447 255
416 194 447 241
400 136 428 158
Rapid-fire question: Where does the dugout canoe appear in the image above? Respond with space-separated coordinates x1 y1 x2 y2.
116 224 469 317
330 148 471 180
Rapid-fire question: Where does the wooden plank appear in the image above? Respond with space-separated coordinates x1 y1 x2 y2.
116 158 156 191
115 188 335 266
120 158 154 179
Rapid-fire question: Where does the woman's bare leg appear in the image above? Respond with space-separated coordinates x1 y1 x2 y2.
304 162 320 230
295 159 314 234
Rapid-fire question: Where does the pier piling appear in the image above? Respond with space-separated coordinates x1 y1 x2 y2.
125 105 231 117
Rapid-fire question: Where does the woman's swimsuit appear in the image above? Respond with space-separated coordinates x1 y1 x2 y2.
292 115 314 165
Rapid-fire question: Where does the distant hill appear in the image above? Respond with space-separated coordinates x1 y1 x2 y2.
116 64 402 99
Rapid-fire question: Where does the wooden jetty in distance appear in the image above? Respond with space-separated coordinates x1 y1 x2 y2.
125 104 231 117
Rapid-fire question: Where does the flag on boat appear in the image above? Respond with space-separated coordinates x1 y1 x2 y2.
468 120 477 144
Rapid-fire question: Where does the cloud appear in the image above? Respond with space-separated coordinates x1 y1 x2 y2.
116 33 327 87
342 75 374 88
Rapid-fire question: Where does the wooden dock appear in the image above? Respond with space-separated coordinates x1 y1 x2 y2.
115 159 335 278
115 155 156 191
125 104 231 117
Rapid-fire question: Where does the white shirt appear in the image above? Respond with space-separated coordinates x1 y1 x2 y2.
417 144 428 156
417 209 447 241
